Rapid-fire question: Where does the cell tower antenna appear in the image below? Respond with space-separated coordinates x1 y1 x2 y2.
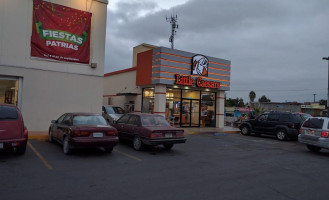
166 14 178 49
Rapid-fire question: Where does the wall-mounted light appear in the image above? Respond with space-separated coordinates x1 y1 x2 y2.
90 63 97 68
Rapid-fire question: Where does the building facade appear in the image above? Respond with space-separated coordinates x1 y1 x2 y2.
104 44 231 128
0 0 108 131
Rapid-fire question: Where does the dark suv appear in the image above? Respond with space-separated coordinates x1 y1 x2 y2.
239 111 303 141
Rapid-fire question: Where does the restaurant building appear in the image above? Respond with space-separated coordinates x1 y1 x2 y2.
104 44 231 128
0 0 108 131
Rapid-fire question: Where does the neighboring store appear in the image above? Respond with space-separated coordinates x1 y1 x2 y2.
104 44 231 128
0 0 108 131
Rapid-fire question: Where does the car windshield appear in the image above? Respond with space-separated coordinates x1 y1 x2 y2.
73 115 107 126
141 115 170 127
0 106 18 120
105 106 125 114
301 113 312 120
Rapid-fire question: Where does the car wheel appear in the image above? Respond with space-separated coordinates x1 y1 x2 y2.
133 135 143 151
49 128 54 143
63 136 72 155
276 129 287 141
16 145 26 155
104 146 113 153
163 144 174 150
306 145 321 152
241 125 250 136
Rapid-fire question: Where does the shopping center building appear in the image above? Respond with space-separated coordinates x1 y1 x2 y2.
104 44 231 128
0 0 108 131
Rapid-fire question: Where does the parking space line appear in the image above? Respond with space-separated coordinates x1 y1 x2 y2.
113 149 142 162
27 142 53 170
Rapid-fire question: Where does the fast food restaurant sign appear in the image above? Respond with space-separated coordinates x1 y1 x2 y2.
174 55 220 89
31 0 92 64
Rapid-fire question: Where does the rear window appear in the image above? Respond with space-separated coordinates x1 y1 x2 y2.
302 118 324 129
73 115 107 126
0 106 19 120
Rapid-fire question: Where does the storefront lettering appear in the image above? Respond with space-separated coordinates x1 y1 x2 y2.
175 74 220 89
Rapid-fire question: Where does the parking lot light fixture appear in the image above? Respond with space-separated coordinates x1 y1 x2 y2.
323 57 329 113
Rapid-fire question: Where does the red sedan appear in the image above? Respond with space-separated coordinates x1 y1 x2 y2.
49 113 118 155
112 113 186 151
0 104 28 155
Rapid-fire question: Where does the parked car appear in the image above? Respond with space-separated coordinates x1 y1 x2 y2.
0 104 28 155
112 113 186 151
49 113 118 155
298 117 329 152
239 111 303 141
102 105 125 124
295 112 312 121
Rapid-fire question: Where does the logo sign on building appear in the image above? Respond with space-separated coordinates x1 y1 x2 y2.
31 0 92 64
191 55 209 76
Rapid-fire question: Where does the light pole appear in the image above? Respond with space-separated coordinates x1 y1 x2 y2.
323 57 329 113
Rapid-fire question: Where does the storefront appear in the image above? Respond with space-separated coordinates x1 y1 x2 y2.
104 44 231 128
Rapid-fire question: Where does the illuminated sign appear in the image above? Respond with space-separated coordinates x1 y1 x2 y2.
191 55 208 76
175 74 220 89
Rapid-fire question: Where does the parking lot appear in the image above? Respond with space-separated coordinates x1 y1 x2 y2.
1 131 329 200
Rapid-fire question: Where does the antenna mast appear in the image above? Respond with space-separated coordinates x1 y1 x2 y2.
166 14 178 49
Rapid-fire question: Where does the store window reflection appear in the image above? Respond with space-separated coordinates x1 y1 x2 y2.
142 88 154 113
0 79 19 105
201 92 216 127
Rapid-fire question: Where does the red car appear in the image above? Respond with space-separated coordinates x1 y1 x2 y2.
49 113 118 155
0 104 28 155
112 113 186 151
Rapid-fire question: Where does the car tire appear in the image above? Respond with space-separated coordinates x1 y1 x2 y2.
49 128 54 143
133 135 143 151
306 145 321 152
241 125 250 136
104 146 113 153
63 136 72 155
163 144 174 150
276 129 287 141
16 145 26 155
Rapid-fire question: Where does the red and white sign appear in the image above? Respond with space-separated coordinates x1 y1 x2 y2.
31 0 92 64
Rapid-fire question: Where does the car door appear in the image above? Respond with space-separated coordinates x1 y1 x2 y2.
52 113 67 139
56 114 72 142
254 113 269 133
266 113 280 134
125 115 139 140
115 114 131 140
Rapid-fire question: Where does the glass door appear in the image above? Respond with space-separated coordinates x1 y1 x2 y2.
181 99 200 127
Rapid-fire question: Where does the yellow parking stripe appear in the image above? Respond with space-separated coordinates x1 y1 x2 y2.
27 142 53 170
113 149 142 162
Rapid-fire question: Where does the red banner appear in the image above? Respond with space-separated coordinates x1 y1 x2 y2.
31 0 92 64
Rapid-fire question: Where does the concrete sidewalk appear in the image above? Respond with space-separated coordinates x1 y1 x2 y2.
28 126 240 140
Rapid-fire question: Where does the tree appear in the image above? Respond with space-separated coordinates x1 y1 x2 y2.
225 97 245 107
249 91 256 103
258 95 271 102
319 99 327 108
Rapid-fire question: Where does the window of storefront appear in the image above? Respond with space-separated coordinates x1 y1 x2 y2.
142 88 154 113
201 92 216 127
0 76 21 107
165 88 181 126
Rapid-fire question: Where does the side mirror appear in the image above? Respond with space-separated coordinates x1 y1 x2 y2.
51 120 57 124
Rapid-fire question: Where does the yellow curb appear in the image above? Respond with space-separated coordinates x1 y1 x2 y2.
28 135 49 141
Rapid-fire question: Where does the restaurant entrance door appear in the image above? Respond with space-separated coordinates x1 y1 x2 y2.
181 99 200 127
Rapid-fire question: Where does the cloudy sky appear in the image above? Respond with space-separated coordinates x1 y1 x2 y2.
104 0 329 104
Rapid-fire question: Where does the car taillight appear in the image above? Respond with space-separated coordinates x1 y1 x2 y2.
321 131 329 138
106 130 117 136
72 129 80 136
299 129 302 134
23 126 28 137
176 131 184 137
150 132 163 139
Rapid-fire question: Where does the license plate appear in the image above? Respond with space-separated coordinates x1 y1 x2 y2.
165 133 173 138
0 143 3 149
93 132 103 137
